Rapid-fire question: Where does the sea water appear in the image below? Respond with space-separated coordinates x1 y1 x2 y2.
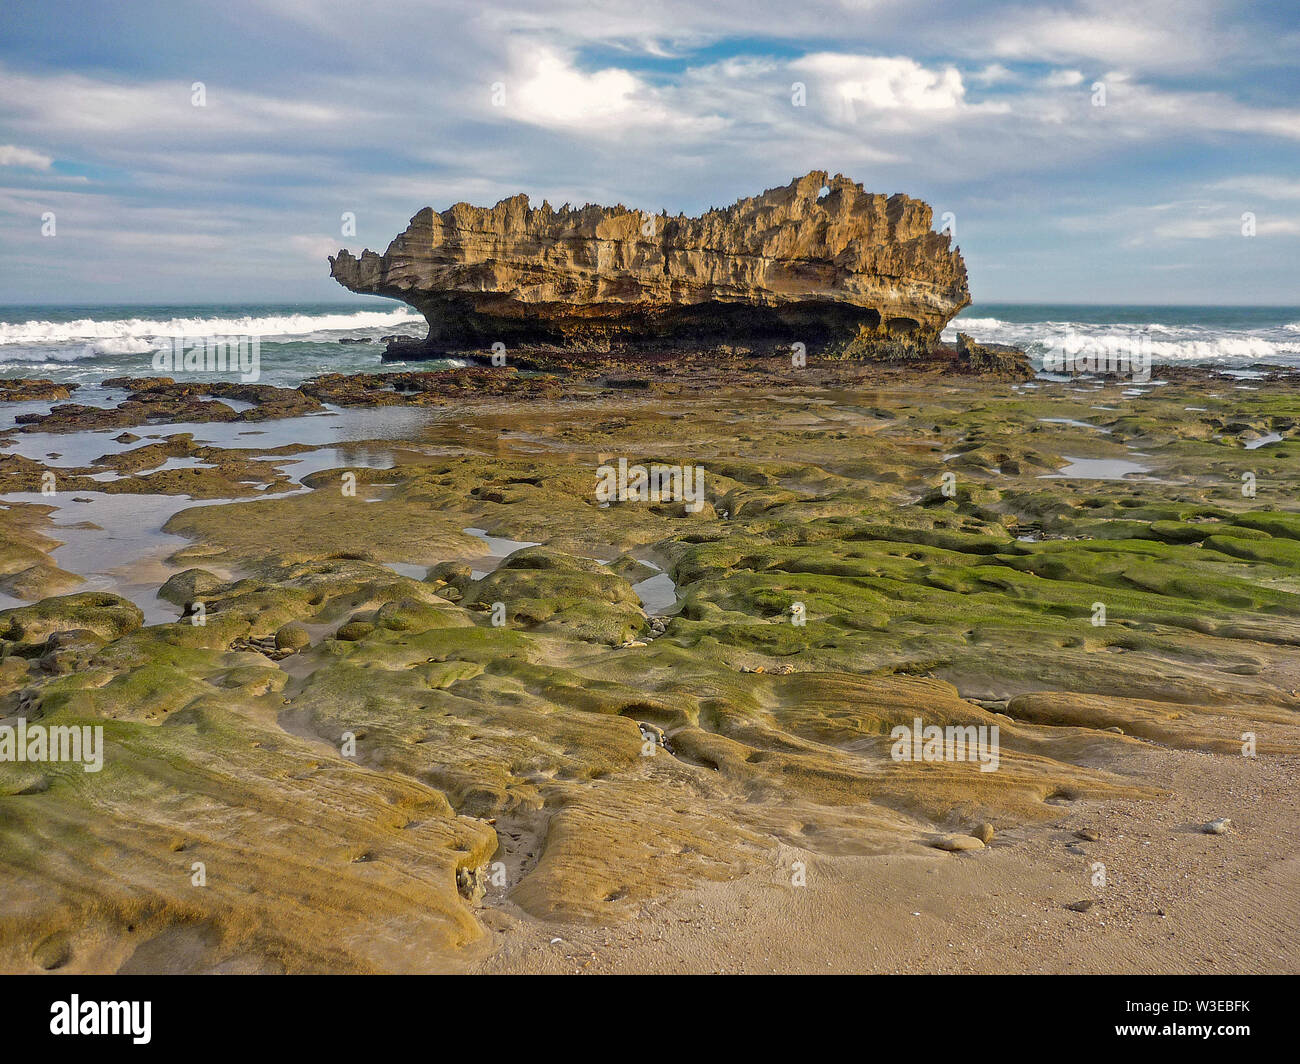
1 302 1298 406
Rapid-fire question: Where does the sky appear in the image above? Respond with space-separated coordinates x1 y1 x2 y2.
0 0 1298 306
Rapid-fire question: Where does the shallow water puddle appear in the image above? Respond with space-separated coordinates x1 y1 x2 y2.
1039 455 1153 479
0 403 442 467
1038 417 1112 433
629 560 678 614
382 561 428 580
0 491 199 622
462 527 542 556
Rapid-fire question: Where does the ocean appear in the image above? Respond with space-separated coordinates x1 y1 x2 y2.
942 304 1300 367
1 302 1298 402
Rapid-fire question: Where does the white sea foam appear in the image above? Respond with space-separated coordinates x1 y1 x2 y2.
949 316 1005 330
943 316 1300 364
0 308 424 347
85 337 162 356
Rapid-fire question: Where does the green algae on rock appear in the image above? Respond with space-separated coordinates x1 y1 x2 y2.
3 360 1300 971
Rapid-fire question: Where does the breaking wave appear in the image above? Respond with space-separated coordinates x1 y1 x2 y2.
944 315 1300 365
0 308 424 348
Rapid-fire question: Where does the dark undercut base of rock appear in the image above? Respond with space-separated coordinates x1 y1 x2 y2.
378 298 935 362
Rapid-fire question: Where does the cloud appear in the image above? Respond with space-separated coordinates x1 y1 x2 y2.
1058 196 1300 242
1043 69 1086 88
792 53 969 114
509 49 645 126
0 1 1298 302
986 0 1219 70
1149 213 1300 240
0 65 364 144
971 63 1015 85
0 145 53 169
1210 176 1300 201
501 46 721 135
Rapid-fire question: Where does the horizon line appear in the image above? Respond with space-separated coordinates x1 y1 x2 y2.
1 300 1298 311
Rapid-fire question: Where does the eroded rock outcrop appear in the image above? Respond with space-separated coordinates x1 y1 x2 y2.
330 171 970 359
956 331 1034 380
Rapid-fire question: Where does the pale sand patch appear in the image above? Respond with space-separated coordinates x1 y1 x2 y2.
470 743 1300 974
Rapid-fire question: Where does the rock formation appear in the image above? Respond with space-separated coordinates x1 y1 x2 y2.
956 331 1034 380
329 171 970 359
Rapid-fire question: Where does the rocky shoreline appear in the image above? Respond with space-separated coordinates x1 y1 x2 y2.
2 354 1299 973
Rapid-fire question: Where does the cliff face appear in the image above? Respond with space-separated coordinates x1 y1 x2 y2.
329 171 970 358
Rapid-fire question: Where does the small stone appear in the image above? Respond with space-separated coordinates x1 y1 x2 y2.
932 833 984 852
158 567 224 607
334 620 374 642
1074 828 1100 841
275 622 311 651
1065 899 1096 913
456 865 486 904
1104 726 1124 734
973 822 995 845
1203 818 1231 835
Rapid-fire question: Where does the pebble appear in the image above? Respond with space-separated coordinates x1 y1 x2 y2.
973 822 995 845
1065 899 1096 913
932 833 985 852
1074 828 1100 841
1203 818 1231 835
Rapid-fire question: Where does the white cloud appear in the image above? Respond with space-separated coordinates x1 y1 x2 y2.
792 54 968 113
972 63 1015 85
1149 213 1300 240
1210 176 1300 201
0 64 364 143
0 144 53 169
511 49 644 125
1059 196 1300 242
1043 69 1086 88
498 46 725 137
987 0 1219 71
